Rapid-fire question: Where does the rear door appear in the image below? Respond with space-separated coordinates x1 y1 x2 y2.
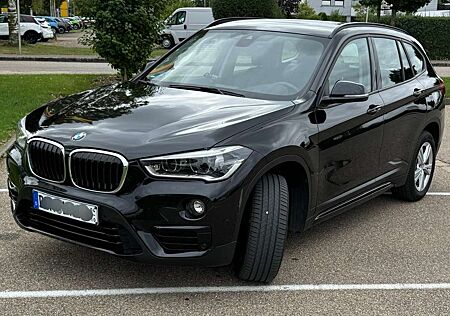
315 37 385 214
167 10 187 42
373 37 429 178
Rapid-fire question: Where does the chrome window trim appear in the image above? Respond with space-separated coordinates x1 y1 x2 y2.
27 137 66 184
68 148 129 194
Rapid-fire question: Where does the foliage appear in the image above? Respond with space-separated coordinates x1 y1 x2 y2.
353 1 378 21
390 0 431 14
297 0 317 19
211 0 282 19
329 9 345 22
278 0 299 17
378 16 450 60
80 0 168 81
162 0 196 19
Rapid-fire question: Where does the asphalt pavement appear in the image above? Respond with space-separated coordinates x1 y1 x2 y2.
0 114 449 315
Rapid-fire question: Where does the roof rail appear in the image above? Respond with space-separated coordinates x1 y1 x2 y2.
330 22 409 38
206 17 261 29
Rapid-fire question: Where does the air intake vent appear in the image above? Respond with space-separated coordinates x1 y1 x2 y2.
69 149 128 193
28 138 65 183
153 226 211 254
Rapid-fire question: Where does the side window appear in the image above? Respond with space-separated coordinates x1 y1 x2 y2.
0 15 6 23
373 38 403 88
168 11 186 25
398 42 414 80
403 43 425 75
328 38 372 94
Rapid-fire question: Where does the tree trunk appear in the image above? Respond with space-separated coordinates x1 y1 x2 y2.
376 3 381 22
391 8 397 26
8 0 19 46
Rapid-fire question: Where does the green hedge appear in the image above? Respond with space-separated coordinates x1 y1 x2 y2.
211 0 282 19
377 16 450 60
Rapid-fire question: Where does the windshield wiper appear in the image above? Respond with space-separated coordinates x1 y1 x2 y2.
168 84 245 98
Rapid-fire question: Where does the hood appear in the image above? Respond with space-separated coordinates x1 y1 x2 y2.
30 82 294 160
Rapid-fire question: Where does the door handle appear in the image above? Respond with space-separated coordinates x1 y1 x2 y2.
183 24 187 30
367 104 382 115
413 88 423 97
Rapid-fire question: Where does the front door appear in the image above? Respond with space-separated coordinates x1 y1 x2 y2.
315 37 385 214
167 10 187 43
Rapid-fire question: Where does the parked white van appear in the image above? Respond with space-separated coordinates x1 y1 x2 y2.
161 7 214 49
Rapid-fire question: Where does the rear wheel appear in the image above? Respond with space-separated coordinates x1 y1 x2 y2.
235 174 289 283
23 31 39 44
392 131 436 201
58 27 65 34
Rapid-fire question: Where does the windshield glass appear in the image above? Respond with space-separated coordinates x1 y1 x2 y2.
146 30 328 100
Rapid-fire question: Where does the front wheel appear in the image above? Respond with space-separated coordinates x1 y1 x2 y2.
235 174 289 283
23 32 39 44
392 131 436 201
161 36 174 49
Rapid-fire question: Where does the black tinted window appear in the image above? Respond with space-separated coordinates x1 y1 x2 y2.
398 42 414 80
404 43 425 75
328 38 372 94
374 38 403 88
0 15 7 23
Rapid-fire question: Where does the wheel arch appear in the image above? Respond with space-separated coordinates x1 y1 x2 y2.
239 148 315 235
423 121 440 148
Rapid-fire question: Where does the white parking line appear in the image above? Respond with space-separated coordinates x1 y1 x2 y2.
1 282 450 299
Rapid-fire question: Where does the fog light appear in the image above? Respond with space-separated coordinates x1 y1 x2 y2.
188 200 206 217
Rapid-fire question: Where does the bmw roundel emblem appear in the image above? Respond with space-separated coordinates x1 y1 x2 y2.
72 132 87 141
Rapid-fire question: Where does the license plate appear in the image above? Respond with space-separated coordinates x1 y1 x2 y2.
32 190 99 225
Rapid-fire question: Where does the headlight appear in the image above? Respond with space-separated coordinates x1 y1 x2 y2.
16 118 29 149
141 146 252 181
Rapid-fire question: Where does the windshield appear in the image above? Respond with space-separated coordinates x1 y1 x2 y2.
145 30 328 100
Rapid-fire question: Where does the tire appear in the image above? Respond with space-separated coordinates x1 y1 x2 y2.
235 174 289 283
392 131 436 202
58 27 65 34
41 38 49 42
162 36 174 49
23 31 39 44
73 24 79 30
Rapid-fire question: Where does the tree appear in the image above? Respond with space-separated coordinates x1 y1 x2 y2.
278 0 299 17
162 0 196 19
390 0 432 17
297 0 317 20
7 0 18 45
80 0 169 81
211 0 281 19
359 0 382 21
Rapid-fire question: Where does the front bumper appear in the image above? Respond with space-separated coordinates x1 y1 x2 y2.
6 145 259 267
41 28 54 39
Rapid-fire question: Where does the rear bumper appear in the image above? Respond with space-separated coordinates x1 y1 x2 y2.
6 144 258 267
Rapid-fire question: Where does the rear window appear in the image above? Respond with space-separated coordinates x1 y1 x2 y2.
373 38 403 88
403 43 425 75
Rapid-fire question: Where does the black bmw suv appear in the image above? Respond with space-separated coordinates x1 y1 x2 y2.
7 20 445 283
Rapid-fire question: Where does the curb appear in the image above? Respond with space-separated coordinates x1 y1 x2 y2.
0 137 15 158
433 62 450 67
0 55 106 63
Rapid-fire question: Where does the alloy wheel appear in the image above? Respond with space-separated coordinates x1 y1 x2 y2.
415 142 433 192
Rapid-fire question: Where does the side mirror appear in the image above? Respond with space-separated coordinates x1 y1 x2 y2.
143 59 156 71
322 81 369 104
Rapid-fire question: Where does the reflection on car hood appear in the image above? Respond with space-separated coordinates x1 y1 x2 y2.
32 82 294 160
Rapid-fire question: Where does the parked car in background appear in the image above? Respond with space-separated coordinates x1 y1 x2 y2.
161 7 214 48
37 16 60 34
36 18 55 42
80 17 94 28
55 17 71 32
0 13 43 44
67 17 82 30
